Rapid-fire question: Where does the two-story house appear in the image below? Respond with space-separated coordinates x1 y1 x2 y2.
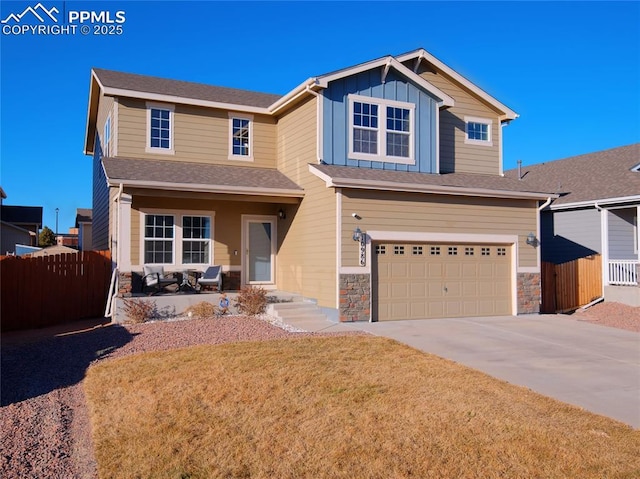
84 48 555 322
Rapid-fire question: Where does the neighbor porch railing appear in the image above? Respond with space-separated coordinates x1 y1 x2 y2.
608 260 639 286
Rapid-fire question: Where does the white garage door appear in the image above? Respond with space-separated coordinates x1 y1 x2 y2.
374 242 512 321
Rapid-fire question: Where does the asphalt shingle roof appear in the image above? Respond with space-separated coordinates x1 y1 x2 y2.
102 157 303 193
504 144 640 206
93 68 282 108
312 164 556 197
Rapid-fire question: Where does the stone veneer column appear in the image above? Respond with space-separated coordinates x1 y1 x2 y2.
118 271 133 297
339 273 371 322
517 272 541 314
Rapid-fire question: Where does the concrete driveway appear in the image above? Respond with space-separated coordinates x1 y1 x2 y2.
349 314 640 428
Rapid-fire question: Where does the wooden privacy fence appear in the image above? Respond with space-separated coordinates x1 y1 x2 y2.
1 251 112 332
541 254 602 313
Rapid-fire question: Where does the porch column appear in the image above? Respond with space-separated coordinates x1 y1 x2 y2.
600 207 609 286
117 193 132 272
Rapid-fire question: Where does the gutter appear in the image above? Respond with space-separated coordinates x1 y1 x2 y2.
106 179 304 198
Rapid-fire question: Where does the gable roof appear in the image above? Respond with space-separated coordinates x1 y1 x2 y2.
503 143 640 209
102 157 304 198
0 205 43 227
396 48 518 122
75 208 92 226
310 164 556 201
92 68 281 109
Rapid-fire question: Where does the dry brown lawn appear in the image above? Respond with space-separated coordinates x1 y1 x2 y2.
84 336 640 479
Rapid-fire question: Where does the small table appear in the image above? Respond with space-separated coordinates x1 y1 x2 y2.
178 270 201 293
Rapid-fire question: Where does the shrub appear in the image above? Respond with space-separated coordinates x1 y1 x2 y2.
184 301 217 319
122 298 156 324
235 286 267 316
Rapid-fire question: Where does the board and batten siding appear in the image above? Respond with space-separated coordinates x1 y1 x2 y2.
608 208 637 260
341 190 538 268
276 96 338 309
115 98 277 168
412 64 502 175
541 209 601 264
322 69 438 173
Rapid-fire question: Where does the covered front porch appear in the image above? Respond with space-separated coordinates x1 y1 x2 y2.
603 205 639 305
104 157 304 297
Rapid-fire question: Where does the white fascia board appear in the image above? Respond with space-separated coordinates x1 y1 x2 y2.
396 49 518 121
268 78 317 113
549 195 640 211
107 179 304 198
84 70 102 155
308 165 555 201
101 86 271 115
315 56 454 108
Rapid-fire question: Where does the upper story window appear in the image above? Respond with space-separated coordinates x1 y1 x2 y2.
229 114 253 161
465 116 493 146
103 114 111 157
348 94 415 164
146 103 174 154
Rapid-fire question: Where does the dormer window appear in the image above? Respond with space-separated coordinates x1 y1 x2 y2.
146 102 174 154
348 94 415 165
229 114 253 161
465 116 493 146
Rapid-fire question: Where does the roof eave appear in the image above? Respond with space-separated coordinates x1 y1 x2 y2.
100 86 272 115
309 166 556 201
396 49 518 120
84 69 102 156
107 179 304 198
314 56 454 107
549 194 640 211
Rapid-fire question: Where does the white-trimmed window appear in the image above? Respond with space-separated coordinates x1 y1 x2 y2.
349 94 415 164
103 114 111 157
146 103 174 153
182 216 211 264
229 114 253 160
465 116 493 146
144 214 174 264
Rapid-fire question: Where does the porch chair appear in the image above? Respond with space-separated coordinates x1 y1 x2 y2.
142 265 179 295
197 265 223 292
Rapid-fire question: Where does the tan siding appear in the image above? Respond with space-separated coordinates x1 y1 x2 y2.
116 98 277 168
419 68 502 175
276 97 337 308
97 95 114 155
129 195 279 270
341 190 538 268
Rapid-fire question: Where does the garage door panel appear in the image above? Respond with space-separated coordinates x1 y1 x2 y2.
375 242 512 321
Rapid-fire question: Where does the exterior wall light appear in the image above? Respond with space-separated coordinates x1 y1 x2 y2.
526 232 538 246
278 208 286 220
352 227 362 242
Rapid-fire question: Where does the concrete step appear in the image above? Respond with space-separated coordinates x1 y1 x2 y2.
267 301 330 324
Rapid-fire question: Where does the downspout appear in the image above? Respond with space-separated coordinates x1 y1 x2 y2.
104 183 124 318
304 85 323 164
594 201 607 297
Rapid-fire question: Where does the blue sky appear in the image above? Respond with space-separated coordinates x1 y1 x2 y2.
1 1 639 233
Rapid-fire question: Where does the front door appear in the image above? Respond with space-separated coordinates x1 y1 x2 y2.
243 216 276 286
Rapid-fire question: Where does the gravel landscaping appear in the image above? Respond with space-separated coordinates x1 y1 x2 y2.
1 305 638 479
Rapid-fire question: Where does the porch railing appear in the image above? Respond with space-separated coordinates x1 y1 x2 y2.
608 260 639 286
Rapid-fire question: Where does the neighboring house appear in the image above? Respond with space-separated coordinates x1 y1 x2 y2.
504 144 640 306
76 208 93 251
84 48 557 322
56 227 79 248
0 188 43 254
29 244 79 258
